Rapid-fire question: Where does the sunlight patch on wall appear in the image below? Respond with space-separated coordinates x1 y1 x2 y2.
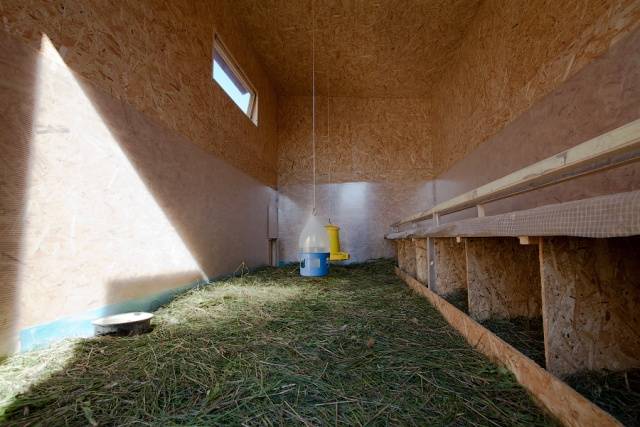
18 35 205 335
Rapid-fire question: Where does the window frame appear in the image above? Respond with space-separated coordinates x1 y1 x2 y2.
213 34 258 125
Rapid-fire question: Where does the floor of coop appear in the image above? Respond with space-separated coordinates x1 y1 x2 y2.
0 260 556 425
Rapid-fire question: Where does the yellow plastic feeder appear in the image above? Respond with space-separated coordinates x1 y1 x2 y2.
325 224 350 261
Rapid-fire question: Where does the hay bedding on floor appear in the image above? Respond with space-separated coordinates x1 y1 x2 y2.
0 260 555 426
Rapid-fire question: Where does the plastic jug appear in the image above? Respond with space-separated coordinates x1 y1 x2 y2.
298 215 330 276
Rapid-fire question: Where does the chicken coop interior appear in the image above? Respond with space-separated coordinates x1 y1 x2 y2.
1 1 639 425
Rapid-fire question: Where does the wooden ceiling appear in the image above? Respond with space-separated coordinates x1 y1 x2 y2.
230 0 483 98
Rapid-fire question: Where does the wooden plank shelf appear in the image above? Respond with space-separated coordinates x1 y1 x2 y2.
386 190 640 240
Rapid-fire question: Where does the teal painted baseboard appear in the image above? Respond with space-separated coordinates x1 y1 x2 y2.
18 277 210 353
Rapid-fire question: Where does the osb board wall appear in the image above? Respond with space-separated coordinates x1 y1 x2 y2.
397 240 416 278
431 0 640 175
465 238 541 322
541 236 640 377
278 96 433 186
431 238 466 296
414 239 428 284
433 23 640 224
277 95 434 263
0 0 278 186
231 0 482 97
0 25 274 354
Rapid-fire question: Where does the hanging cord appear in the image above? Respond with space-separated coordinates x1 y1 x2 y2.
327 72 333 224
311 0 317 216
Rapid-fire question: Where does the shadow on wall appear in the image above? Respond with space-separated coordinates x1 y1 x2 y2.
0 30 272 354
0 33 39 355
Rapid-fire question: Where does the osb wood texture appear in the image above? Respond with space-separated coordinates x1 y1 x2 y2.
431 238 466 296
0 0 278 186
465 238 541 322
396 240 416 278
433 24 640 223
231 0 482 97
278 96 432 185
541 236 640 377
395 267 623 427
414 239 428 284
431 0 640 175
0 28 274 353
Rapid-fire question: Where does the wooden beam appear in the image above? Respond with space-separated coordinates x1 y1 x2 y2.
392 119 640 227
519 236 539 245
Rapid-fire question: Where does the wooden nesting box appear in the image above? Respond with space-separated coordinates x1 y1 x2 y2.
466 237 541 322
414 239 429 284
396 239 416 278
540 236 640 377
429 237 467 296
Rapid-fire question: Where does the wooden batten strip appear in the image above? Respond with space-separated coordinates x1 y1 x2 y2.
395 267 621 427
392 118 640 227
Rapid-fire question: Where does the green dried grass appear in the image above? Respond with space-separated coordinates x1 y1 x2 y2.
481 317 546 368
0 260 555 426
566 369 640 427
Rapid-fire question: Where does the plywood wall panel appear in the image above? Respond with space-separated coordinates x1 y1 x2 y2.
414 239 428 284
431 0 640 175
0 0 278 186
433 23 640 224
277 95 434 263
0 29 275 352
0 1 279 353
466 238 541 322
541 236 640 377
231 0 482 97
430 238 466 296
278 96 433 186
397 239 416 278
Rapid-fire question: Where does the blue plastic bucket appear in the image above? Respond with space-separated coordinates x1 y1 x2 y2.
299 252 330 277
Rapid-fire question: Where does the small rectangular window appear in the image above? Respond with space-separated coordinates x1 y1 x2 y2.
213 35 258 124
